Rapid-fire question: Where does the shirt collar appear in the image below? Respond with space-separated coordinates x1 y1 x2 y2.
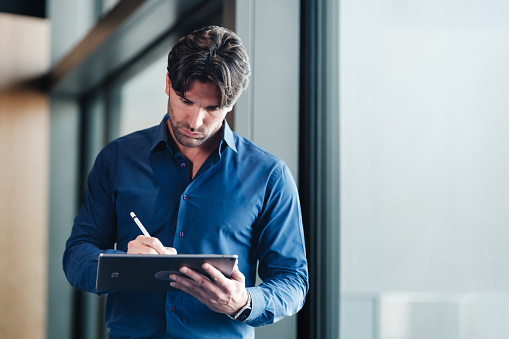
151 113 238 154
222 120 238 153
150 114 170 152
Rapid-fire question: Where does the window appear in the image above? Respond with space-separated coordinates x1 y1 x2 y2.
336 0 509 338
109 54 169 140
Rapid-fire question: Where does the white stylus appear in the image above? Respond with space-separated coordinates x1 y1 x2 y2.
130 212 151 237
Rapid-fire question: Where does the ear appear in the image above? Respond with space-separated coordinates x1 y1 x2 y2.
165 72 171 96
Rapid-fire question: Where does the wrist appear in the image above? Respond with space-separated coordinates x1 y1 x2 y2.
228 290 251 322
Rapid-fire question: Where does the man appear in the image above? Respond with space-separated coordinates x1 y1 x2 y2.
63 26 308 338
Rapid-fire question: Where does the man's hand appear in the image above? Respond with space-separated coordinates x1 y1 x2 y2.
127 235 177 255
169 263 249 316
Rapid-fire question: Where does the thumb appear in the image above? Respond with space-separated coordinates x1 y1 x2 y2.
231 265 245 283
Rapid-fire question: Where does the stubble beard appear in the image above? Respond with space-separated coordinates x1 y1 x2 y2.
167 98 208 148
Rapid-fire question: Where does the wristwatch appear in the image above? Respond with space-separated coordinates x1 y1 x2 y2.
228 291 252 322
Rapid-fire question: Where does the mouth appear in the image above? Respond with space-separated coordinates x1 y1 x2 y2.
181 128 203 139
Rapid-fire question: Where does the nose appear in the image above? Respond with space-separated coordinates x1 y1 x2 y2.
188 107 206 130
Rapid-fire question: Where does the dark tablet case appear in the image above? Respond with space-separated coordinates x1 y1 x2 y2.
96 253 238 292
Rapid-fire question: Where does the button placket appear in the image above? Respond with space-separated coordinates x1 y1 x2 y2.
177 192 189 242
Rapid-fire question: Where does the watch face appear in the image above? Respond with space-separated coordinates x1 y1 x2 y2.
237 308 251 322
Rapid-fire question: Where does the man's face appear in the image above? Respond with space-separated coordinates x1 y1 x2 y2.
165 75 232 149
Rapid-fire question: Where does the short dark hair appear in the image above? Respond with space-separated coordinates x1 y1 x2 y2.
167 26 251 108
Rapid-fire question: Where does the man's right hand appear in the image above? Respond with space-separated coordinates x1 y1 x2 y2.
127 235 177 255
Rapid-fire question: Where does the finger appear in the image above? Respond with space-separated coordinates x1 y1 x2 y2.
170 272 207 298
202 263 226 284
127 237 158 254
138 236 168 254
179 267 212 286
164 247 178 255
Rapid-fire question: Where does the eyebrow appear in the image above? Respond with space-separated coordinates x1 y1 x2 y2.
181 94 220 110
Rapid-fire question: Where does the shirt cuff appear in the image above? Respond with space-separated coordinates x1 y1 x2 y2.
245 286 265 322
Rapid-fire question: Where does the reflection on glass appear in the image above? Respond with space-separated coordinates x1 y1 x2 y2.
114 54 169 139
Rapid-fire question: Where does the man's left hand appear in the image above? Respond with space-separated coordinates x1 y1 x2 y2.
169 263 249 316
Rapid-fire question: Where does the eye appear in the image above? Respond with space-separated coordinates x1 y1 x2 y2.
207 106 220 112
180 97 192 105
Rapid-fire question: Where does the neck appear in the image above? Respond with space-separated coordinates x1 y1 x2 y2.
167 122 223 179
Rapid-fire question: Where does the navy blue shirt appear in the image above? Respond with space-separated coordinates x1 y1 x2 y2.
63 115 308 338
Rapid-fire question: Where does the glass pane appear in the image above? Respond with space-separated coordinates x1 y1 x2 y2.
111 53 169 140
339 0 509 338
101 0 121 15
84 91 106 174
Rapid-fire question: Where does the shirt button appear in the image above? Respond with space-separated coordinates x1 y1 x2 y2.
179 231 184 237
180 162 186 168
183 195 189 200
170 306 176 312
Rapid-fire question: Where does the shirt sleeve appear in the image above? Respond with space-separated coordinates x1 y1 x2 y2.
244 162 309 326
62 145 123 294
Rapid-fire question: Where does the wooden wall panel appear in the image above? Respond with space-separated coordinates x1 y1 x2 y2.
0 13 50 339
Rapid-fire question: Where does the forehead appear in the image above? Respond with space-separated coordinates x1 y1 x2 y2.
183 79 222 106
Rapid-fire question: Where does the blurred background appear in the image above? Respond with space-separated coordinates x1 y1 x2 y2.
0 0 508 338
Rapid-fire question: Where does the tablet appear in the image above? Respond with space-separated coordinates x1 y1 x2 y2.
96 253 238 292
